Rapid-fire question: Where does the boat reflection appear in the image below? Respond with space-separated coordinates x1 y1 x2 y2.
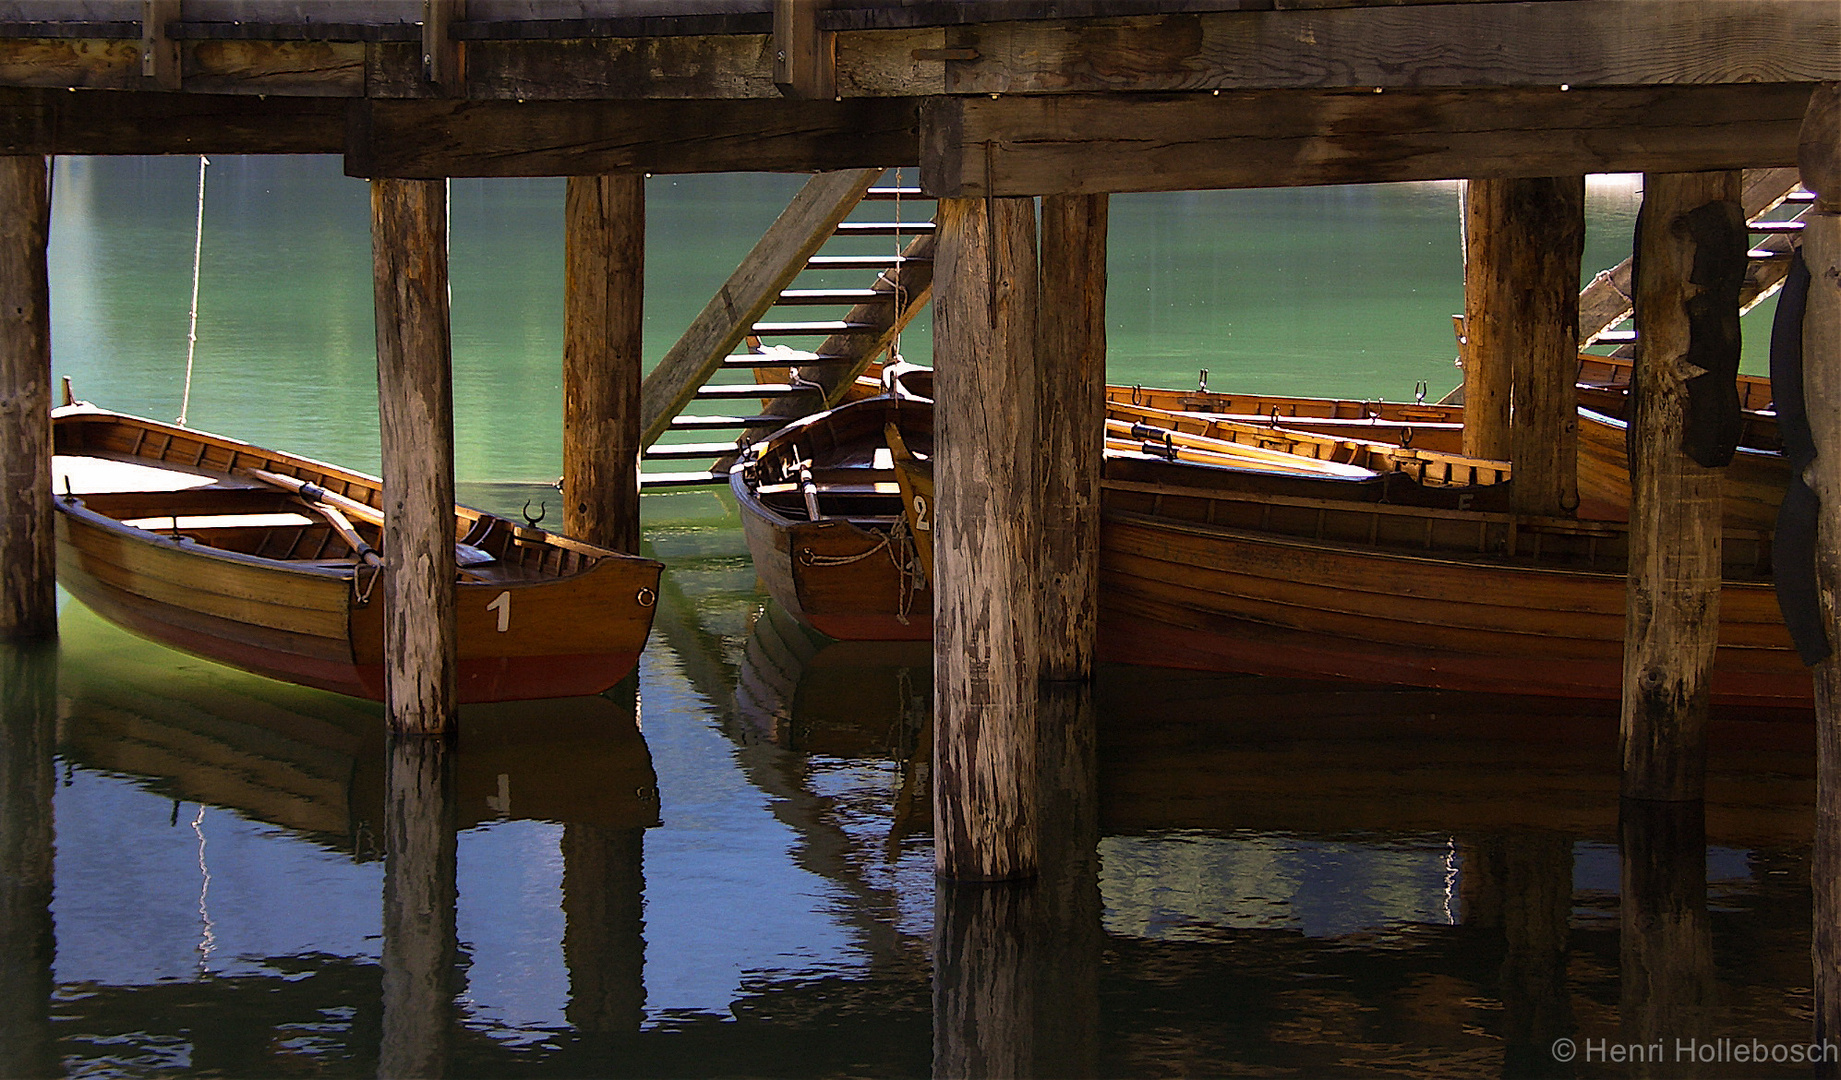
720 605 1816 1076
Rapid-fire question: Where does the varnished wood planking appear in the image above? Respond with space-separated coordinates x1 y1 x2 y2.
933 195 1038 882
371 177 458 733
920 85 1811 198
562 174 642 555
1621 170 1743 801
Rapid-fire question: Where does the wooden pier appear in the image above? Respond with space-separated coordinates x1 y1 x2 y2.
0 0 1835 986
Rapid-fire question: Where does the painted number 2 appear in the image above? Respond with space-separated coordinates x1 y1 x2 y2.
487 590 511 633
912 494 931 532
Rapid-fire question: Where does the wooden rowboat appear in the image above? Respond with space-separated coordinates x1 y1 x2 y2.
53 403 663 703
739 394 1808 707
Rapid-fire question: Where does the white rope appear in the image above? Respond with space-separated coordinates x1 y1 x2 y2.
889 167 906 367
176 155 209 427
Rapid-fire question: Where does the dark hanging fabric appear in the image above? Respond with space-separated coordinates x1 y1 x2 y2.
1768 249 1827 665
1678 199 1747 468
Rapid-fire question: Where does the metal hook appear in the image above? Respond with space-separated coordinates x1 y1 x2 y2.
522 499 546 527
1132 383 1143 406
1198 368 1209 394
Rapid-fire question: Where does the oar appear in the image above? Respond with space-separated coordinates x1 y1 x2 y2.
238 466 494 570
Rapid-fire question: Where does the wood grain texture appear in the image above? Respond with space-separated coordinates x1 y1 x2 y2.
0 87 344 154
563 174 642 554
639 167 876 447
371 178 458 734
1485 177 1584 517
346 96 917 178
919 84 1811 198
0 156 51 641
1459 179 1510 463
1036 192 1105 682
1807 82 1841 210
1803 100 1841 1045
379 733 458 1080
933 195 1037 882
933 880 1033 1080
934 2 1840 96
1620 170 1741 802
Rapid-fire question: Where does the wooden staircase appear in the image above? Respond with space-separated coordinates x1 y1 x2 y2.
638 169 937 490
1579 167 1815 357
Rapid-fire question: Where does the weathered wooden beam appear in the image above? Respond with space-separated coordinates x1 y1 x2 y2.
933 194 1037 882
1620 170 1744 802
345 96 918 178
1466 177 1585 515
0 155 52 642
379 733 458 1080
562 174 643 555
1037 192 1105 682
421 0 463 92
639 168 877 449
1800 81 1841 1055
920 84 1813 198
0 88 344 155
926 1 1839 96
773 0 833 100
372 177 458 735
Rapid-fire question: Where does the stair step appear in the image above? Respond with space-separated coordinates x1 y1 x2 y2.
644 441 745 460
694 383 816 400
721 350 854 368
1784 190 1817 203
806 254 933 270
833 221 937 238
640 470 731 490
1595 329 1637 343
752 320 882 335
670 413 803 431
1749 220 1805 233
1749 247 1792 260
864 186 929 200
777 288 891 305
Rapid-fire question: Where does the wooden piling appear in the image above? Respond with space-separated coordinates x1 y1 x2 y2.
1037 193 1107 682
371 178 459 735
1798 81 1841 1062
1619 170 1743 802
1459 179 1512 462
0 645 55 1079
0 157 53 642
932 196 1038 882
563 174 644 554
379 734 458 1079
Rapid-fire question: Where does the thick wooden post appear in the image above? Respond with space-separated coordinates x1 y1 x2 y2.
1460 179 1512 462
933 196 1038 882
1037 193 1106 682
379 734 458 1079
372 178 458 734
0 157 53 642
0 646 56 1080
563 174 644 554
1798 82 1841 1062
1620 171 1743 802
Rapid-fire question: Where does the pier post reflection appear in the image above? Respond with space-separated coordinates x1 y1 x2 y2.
0 644 57 1079
379 734 459 1080
1461 830 1575 1076
1619 798 1714 1076
562 674 648 1037
933 683 1101 1079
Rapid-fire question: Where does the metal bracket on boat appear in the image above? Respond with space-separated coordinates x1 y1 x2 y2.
522 500 545 528
1131 384 1143 406
636 587 656 608
1269 407 1281 429
61 475 75 505
1414 380 1428 405
1197 368 1209 393
1399 426 1414 449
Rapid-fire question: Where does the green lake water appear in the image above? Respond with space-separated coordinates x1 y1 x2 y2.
2 156 1815 1078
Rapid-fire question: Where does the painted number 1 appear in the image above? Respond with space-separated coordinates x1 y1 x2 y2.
487 591 511 633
